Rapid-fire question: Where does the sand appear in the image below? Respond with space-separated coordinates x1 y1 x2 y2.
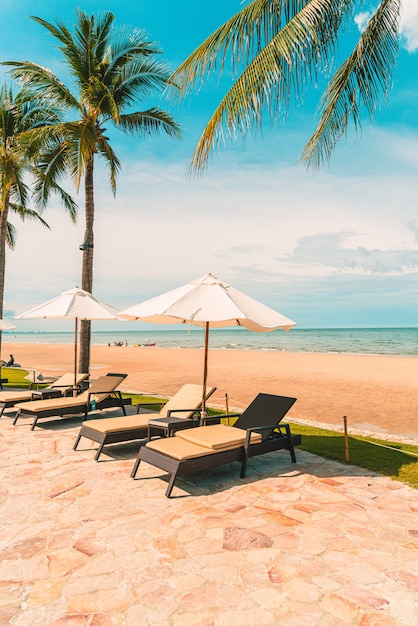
3 341 418 439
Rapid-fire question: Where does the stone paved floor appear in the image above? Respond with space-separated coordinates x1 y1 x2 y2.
0 406 417 625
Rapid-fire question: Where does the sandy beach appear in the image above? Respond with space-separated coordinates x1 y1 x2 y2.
3 341 418 439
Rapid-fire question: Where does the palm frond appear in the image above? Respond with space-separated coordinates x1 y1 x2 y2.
79 75 114 119
30 15 75 47
4 62 80 111
0 86 55 219
42 183 78 221
95 139 120 194
9 173 30 208
107 27 161 76
113 58 172 107
117 109 182 139
301 0 400 169
92 11 114 59
30 132 79 217
8 202 51 228
32 164 79 220
17 100 62 130
69 11 114 84
6 221 17 249
32 136 69 181
170 0 346 99
187 0 347 173
81 10 114 63
170 0 284 98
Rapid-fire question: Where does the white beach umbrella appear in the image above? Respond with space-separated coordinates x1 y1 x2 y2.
0 319 16 331
121 273 296 411
16 288 121 388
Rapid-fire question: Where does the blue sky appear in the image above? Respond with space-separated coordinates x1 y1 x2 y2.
1 1 418 331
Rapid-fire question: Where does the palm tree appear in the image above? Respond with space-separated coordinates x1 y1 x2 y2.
0 84 77 358
168 0 400 173
5 10 181 373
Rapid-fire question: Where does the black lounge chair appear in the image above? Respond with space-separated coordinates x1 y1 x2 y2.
131 393 301 497
13 373 130 430
73 383 217 461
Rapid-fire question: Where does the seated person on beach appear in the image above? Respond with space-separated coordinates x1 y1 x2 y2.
5 355 14 367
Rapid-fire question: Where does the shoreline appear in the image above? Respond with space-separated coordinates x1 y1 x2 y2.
3 341 418 441
5 339 418 360
4 326 418 358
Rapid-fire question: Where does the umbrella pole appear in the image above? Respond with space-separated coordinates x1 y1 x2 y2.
202 321 209 417
73 317 78 396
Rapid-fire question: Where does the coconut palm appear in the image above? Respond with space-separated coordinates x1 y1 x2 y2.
168 0 400 173
5 10 181 373
0 84 77 357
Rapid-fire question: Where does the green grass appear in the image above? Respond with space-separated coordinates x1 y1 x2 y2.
289 422 418 490
1 368 47 389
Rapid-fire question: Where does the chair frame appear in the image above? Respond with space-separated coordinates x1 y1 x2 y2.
0 373 89 418
73 385 217 461
13 373 130 430
73 408 202 461
131 393 301 497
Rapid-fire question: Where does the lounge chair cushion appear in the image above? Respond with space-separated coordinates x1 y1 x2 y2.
145 426 264 461
0 372 88 404
146 437 223 461
49 373 88 388
159 384 216 418
15 373 127 415
0 391 34 403
81 413 150 434
175 424 262 450
14 396 89 413
80 384 216 433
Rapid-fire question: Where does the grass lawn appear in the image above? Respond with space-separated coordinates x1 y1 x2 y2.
1 367 45 389
286 422 418 490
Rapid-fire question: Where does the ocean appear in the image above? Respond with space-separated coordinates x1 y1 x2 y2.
3 327 418 357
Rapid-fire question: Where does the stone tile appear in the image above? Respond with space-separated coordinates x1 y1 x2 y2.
26 578 66 607
47 549 87 577
248 586 286 609
216 608 275 625
172 612 216 626
222 527 273 550
182 583 255 610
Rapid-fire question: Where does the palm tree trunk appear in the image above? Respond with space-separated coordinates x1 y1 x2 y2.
0 194 9 365
79 155 94 374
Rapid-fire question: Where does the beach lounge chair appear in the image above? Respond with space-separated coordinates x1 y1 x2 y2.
131 393 301 497
13 372 129 430
0 372 89 418
24 369 44 388
73 383 217 461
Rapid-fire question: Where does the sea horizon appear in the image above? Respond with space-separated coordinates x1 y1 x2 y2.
3 326 418 358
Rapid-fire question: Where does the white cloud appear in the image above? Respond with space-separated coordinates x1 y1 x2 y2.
400 0 418 52
354 11 372 32
283 231 418 275
355 1 418 53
